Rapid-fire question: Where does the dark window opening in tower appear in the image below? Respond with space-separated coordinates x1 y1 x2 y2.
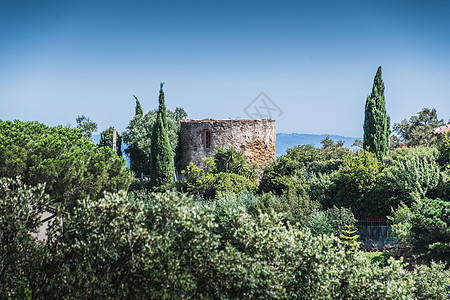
203 129 211 149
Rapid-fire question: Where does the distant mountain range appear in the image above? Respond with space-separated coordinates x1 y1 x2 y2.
93 133 361 166
276 133 360 156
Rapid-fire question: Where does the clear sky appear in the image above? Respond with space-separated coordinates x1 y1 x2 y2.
1 0 449 137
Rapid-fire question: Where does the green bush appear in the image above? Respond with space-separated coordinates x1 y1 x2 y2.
389 202 414 246
413 262 450 300
4 183 442 299
180 148 257 199
0 177 51 298
325 206 357 236
362 252 394 267
306 209 334 236
384 146 440 200
213 172 257 196
332 150 381 218
411 197 450 261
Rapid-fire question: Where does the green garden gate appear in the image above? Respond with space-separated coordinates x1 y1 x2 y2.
356 219 396 246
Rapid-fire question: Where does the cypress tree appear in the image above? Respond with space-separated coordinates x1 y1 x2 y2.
133 95 143 116
363 66 390 160
150 83 175 187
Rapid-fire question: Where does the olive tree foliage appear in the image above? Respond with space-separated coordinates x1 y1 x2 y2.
0 120 132 208
99 126 122 157
123 104 186 177
363 66 390 161
391 108 445 148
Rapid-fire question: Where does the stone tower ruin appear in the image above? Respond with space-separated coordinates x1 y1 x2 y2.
178 119 276 170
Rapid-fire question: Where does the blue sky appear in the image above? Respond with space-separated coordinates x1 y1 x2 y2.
1 0 450 137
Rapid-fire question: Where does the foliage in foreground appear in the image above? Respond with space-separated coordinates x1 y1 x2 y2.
3 178 449 299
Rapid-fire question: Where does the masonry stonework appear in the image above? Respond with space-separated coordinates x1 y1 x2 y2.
178 119 276 170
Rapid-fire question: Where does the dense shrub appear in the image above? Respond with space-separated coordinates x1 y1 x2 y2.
329 150 381 218
384 146 440 200
413 263 450 300
389 202 414 246
180 148 257 199
3 182 447 299
0 177 52 299
410 197 450 261
306 209 334 236
325 206 357 236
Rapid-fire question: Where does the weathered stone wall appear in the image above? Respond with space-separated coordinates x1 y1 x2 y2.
178 119 276 170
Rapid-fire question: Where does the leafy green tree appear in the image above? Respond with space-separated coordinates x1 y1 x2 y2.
392 107 445 147
174 107 187 122
0 120 132 208
76 115 98 140
321 135 344 148
99 126 122 157
132 95 143 116
363 66 390 160
149 83 176 188
335 150 381 218
123 105 184 177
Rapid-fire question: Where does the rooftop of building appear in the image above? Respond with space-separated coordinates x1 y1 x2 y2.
431 123 450 135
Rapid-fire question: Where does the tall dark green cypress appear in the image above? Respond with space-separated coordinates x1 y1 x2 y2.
133 95 143 116
150 83 175 187
363 66 390 160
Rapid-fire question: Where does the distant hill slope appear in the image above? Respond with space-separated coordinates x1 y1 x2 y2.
276 133 360 156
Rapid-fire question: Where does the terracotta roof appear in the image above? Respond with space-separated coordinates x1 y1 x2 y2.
431 124 450 135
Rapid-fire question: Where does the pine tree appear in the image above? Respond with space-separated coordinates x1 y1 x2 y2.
363 66 390 160
133 95 143 116
150 83 175 188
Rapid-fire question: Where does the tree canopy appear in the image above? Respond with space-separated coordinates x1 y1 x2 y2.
123 101 186 177
76 115 98 140
99 126 122 157
391 107 446 148
0 120 132 208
